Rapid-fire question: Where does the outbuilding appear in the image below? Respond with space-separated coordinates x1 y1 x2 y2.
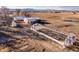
11 16 40 27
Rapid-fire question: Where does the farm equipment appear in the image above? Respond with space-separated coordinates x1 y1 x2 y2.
30 24 76 48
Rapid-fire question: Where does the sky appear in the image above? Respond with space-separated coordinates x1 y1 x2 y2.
4 6 79 11
0 0 79 10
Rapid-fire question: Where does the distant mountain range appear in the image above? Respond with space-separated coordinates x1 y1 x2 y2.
0 7 79 13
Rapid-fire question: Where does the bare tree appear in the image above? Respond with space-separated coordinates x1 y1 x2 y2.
16 9 21 16
1 6 9 20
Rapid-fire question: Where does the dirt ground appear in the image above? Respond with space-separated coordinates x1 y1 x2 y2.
30 12 79 39
0 12 79 52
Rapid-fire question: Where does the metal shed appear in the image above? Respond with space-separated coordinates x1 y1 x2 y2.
11 16 40 27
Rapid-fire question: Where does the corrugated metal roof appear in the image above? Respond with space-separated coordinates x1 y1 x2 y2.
14 16 26 19
14 16 40 20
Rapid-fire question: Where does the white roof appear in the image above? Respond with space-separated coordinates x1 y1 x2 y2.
14 16 40 21
14 16 26 20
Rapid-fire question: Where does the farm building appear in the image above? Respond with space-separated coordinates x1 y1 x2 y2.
11 16 40 27
11 16 49 27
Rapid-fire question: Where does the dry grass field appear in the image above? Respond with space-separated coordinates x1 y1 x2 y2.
30 12 79 38
0 12 79 52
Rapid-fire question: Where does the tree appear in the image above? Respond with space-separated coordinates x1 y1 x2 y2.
1 6 9 19
16 9 21 16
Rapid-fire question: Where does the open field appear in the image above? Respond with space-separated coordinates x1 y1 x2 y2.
0 12 79 52
30 12 79 39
